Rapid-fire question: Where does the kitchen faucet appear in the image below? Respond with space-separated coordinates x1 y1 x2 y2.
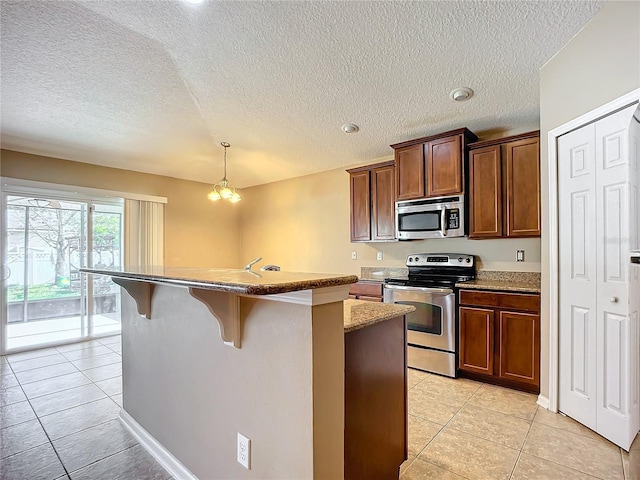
243 257 262 271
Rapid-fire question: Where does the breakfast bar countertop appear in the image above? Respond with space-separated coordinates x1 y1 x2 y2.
80 265 358 295
343 299 415 333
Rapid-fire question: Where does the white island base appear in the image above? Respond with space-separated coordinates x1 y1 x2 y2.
117 283 346 480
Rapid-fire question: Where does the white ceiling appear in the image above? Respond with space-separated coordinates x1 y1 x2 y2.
1 0 605 188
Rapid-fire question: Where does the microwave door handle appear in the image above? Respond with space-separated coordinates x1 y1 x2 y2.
441 208 448 237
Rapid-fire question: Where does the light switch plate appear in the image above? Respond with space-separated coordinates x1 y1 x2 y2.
516 250 525 262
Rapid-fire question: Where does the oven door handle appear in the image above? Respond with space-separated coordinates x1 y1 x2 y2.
441 208 448 237
384 284 453 295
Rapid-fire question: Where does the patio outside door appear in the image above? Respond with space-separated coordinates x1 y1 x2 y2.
2 194 123 352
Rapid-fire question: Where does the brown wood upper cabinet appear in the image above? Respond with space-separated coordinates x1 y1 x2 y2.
468 131 541 238
391 128 478 201
347 161 395 242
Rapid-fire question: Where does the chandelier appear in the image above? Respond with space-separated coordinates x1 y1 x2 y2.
207 142 241 203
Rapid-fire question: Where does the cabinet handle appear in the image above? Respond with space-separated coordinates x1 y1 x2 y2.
610 296 619 303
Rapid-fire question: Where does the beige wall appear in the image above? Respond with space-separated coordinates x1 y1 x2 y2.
0 149 242 269
240 166 541 275
539 1 640 400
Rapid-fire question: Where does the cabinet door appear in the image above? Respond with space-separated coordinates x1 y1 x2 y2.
350 170 371 241
497 311 540 388
469 146 502 238
395 144 424 200
371 164 396 240
426 135 462 197
459 307 494 375
505 137 541 237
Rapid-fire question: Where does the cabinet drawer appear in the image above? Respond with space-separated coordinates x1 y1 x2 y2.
459 290 540 313
349 281 383 297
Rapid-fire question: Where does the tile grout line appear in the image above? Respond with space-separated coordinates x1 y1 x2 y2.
2 346 126 478
517 420 612 479
408 377 482 479
6 359 72 479
506 406 537 479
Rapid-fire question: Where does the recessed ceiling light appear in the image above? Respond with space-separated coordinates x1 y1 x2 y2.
342 123 360 134
183 0 205 4
450 87 474 102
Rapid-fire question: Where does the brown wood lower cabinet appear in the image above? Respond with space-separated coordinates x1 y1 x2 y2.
348 281 383 302
459 307 494 376
345 316 407 479
458 289 540 393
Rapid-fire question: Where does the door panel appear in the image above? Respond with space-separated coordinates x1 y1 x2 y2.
4 197 88 350
505 137 541 236
570 191 590 279
371 164 395 241
602 183 626 283
497 311 539 386
2 193 123 353
569 306 591 398
558 122 598 428
468 146 502 238
602 312 626 414
459 307 494 375
350 171 371 241
595 105 636 448
395 144 424 200
426 135 462 196
559 103 638 450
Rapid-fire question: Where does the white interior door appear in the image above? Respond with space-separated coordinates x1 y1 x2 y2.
558 104 638 450
558 122 598 429
595 106 633 446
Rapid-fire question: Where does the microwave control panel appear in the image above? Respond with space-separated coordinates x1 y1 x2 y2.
447 208 460 229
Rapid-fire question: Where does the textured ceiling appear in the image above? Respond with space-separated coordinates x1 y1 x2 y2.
1 0 605 188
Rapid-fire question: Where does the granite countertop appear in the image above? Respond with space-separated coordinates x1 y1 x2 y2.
343 299 415 333
358 266 541 293
456 271 541 294
359 267 408 282
80 266 358 295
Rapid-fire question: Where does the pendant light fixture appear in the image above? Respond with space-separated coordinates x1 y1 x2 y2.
208 142 241 203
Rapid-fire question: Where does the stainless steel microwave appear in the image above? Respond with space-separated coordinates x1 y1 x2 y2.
395 195 465 240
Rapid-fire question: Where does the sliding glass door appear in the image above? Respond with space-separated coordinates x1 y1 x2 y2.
2 193 123 352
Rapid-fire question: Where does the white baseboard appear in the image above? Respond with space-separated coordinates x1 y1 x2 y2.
536 394 550 410
119 409 198 480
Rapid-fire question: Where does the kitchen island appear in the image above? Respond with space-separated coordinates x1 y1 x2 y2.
81 266 413 480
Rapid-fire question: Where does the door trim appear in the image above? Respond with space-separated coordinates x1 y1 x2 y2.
546 88 639 412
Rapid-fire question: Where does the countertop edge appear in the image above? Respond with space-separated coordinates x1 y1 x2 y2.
456 281 541 294
81 268 358 295
344 299 415 333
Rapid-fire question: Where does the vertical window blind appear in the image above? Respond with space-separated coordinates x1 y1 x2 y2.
124 199 165 266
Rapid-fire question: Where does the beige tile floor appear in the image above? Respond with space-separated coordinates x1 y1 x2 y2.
401 368 640 480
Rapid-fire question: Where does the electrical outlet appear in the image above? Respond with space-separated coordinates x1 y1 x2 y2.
516 250 525 262
376 251 383 261
351 251 357 260
237 432 251 470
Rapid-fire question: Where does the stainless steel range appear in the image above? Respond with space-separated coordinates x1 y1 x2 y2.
383 253 476 377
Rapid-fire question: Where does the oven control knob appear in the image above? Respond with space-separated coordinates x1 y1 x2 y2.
465 258 471 263
458 257 463 262
408 257 413 262
414 257 419 262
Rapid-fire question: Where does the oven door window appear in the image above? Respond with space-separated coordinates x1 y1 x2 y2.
397 301 443 335
398 211 441 232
